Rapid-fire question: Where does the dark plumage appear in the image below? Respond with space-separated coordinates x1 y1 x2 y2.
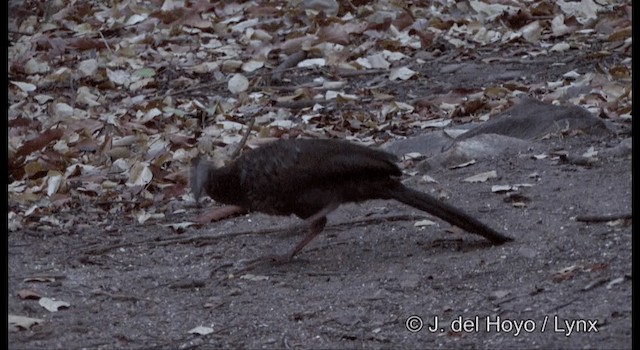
191 139 512 263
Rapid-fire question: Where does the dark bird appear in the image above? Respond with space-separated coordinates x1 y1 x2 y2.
191 139 513 264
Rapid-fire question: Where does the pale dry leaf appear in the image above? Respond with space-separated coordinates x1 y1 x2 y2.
135 210 165 224
218 120 245 131
556 0 601 24
513 183 534 189
130 78 154 91
389 25 421 49
463 170 498 183
246 28 272 41
491 185 513 193
162 222 195 232
126 14 147 26
8 211 23 232
242 60 264 73
138 108 162 123
420 175 438 184
551 15 572 37
490 290 510 299
188 326 214 335
563 70 582 79
106 69 130 86
354 57 372 69
78 58 99 76
382 50 406 62
366 53 391 69
133 68 156 78
126 161 153 187
606 219 625 227
403 152 423 160
53 103 74 118
161 0 184 12
582 147 598 158
550 42 570 52
113 135 141 147
239 274 269 281
228 73 249 93
389 67 416 81
185 15 212 29
443 128 468 138
473 27 501 45
10 81 37 93
601 82 629 101
187 62 220 74
231 18 259 32
46 170 64 196
298 58 326 68
469 1 518 21
24 58 50 74
393 101 414 112
34 94 54 104
9 315 44 330
606 276 627 289
39 297 70 312
317 23 352 45
76 86 101 107
335 92 359 101
421 119 451 129
322 81 345 89
449 160 476 169
269 120 295 128
222 134 243 145
520 21 542 43
414 219 436 227
8 182 26 193
302 0 338 16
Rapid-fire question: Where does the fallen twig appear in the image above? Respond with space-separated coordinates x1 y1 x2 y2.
575 213 632 223
81 214 427 255
230 115 256 160
271 51 307 82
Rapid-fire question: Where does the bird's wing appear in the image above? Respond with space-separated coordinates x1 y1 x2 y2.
238 139 401 187
310 139 402 176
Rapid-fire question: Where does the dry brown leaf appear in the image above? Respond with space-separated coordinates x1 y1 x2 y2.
17 289 42 300
15 128 64 159
607 26 631 42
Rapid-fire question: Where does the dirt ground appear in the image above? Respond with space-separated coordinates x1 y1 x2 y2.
9 133 632 349
8 39 632 350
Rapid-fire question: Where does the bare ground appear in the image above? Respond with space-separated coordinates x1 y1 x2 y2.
8 130 632 349
8 37 633 350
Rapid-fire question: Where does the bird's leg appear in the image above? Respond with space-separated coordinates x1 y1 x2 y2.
239 217 327 270
272 217 327 263
266 200 339 263
232 202 339 273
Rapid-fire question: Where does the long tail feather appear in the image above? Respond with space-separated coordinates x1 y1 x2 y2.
390 185 513 244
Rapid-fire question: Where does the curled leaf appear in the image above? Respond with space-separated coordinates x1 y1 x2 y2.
39 297 70 312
